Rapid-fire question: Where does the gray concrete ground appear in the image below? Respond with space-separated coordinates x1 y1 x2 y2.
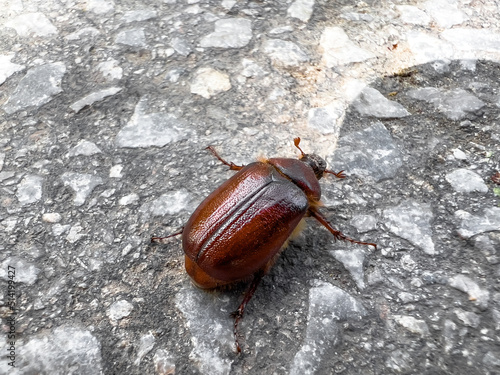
1 0 500 374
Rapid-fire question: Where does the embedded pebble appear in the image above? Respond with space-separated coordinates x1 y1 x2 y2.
441 28 500 54
397 5 431 25
350 214 378 233
135 332 156 365
97 60 123 80
287 0 315 22
70 87 122 113
61 172 104 206
445 169 487 193
42 213 62 223
115 98 192 147
407 32 454 64
5 12 57 37
383 200 435 255
455 208 500 239
330 249 366 289
3 62 66 114
67 140 102 157
87 0 115 14
119 193 139 205
199 18 252 48
121 9 157 23
107 300 134 322
353 87 410 118
0 258 40 285
263 39 309 67
0 54 25 85
393 315 430 336
330 122 403 182
16 174 43 205
140 190 191 217
423 0 466 29
320 27 375 67
307 103 344 134
454 309 481 328
448 274 489 310
153 349 176 375
115 28 147 48
190 67 231 99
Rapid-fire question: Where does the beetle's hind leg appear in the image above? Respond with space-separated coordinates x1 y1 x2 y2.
310 209 377 249
151 228 184 243
231 270 265 353
206 146 244 171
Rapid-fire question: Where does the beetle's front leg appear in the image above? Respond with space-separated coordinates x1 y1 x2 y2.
310 209 377 249
206 146 244 171
231 270 265 353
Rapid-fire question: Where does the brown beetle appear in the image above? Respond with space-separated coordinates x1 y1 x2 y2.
153 138 376 352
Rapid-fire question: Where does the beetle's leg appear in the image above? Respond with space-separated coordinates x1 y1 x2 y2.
151 228 184 243
231 270 265 353
324 169 346 179
310 209 377 249
206 146 244 171
293 137 306 157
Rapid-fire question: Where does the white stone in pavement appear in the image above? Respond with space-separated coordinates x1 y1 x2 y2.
287 0 315 22
199 18 252 48
330 249 366 289
5 12 57 37
0 258 40 285
263 39 309 67
97 59 123 81
407 87 485 120
190 67 231 99
16 175 43 205
121 9 157 23
70 87 122 112
407 32 454 64
393 315 430 336
445 169 487 193
307 102 344 134
441 28 500 54
396 5 431 25
171 37 192 56
61 172 104 206
455 208 500 240
65 27 100 40
448 274 489 310
115 98 192 148
86 0 115 14
423 0 466 29
67 140 102 157
3 62 66 114
320 27 375 67
115 28 147 48
353 87 410 118
0 54 24 85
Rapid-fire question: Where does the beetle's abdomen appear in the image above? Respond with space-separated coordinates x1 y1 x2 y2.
182 162 309 285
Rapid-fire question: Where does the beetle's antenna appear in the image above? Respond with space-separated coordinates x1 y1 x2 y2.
206 146 244 171
293 137 306 158
324 169 346 179
151 228 184 243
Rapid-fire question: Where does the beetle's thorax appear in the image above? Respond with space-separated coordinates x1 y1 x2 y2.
298 153 327 180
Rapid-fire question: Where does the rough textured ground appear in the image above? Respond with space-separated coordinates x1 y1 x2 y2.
1 0 500 374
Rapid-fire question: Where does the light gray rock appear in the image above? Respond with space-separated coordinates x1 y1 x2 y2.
61 172 104 206
263 39 309 67
353 87 410 118
70 87 122 112
397 5 431 25
140 190 191 217
350 214 378 233
423 0 466 28
115 98 192 148
407 87 485 120
386 349 412 372
441 28 500 54
199 18 252 48
448 274 489 310
329 121 403 182
320 27 375 67
290 280 367 375
455 208 500 239
0 54 25 85
65 27 100 40
190 67 231 99
5 12 57 37
115 28 147 47
42 213 62 223
393 315 430 335
121 9 157 23
454 308 481 328
67 140 102 157
153 350 176 375
330 249 366 289
407 32 454 64
135 332 156 365
383 200 435 255
16 174 43 205
0 258 40 285
12 326 102 374
287 0 315 22
86 0 115 14
445 169 487 193
3 62 66 114
107 299 134 322
307 103 344 134
170 37 192 56
483 352 500 368
97 59 123 80
175 287 233 375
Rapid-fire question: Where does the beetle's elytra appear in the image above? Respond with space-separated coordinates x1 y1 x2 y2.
153 138 376 353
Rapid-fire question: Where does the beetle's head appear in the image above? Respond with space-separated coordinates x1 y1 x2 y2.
299 153 327 180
